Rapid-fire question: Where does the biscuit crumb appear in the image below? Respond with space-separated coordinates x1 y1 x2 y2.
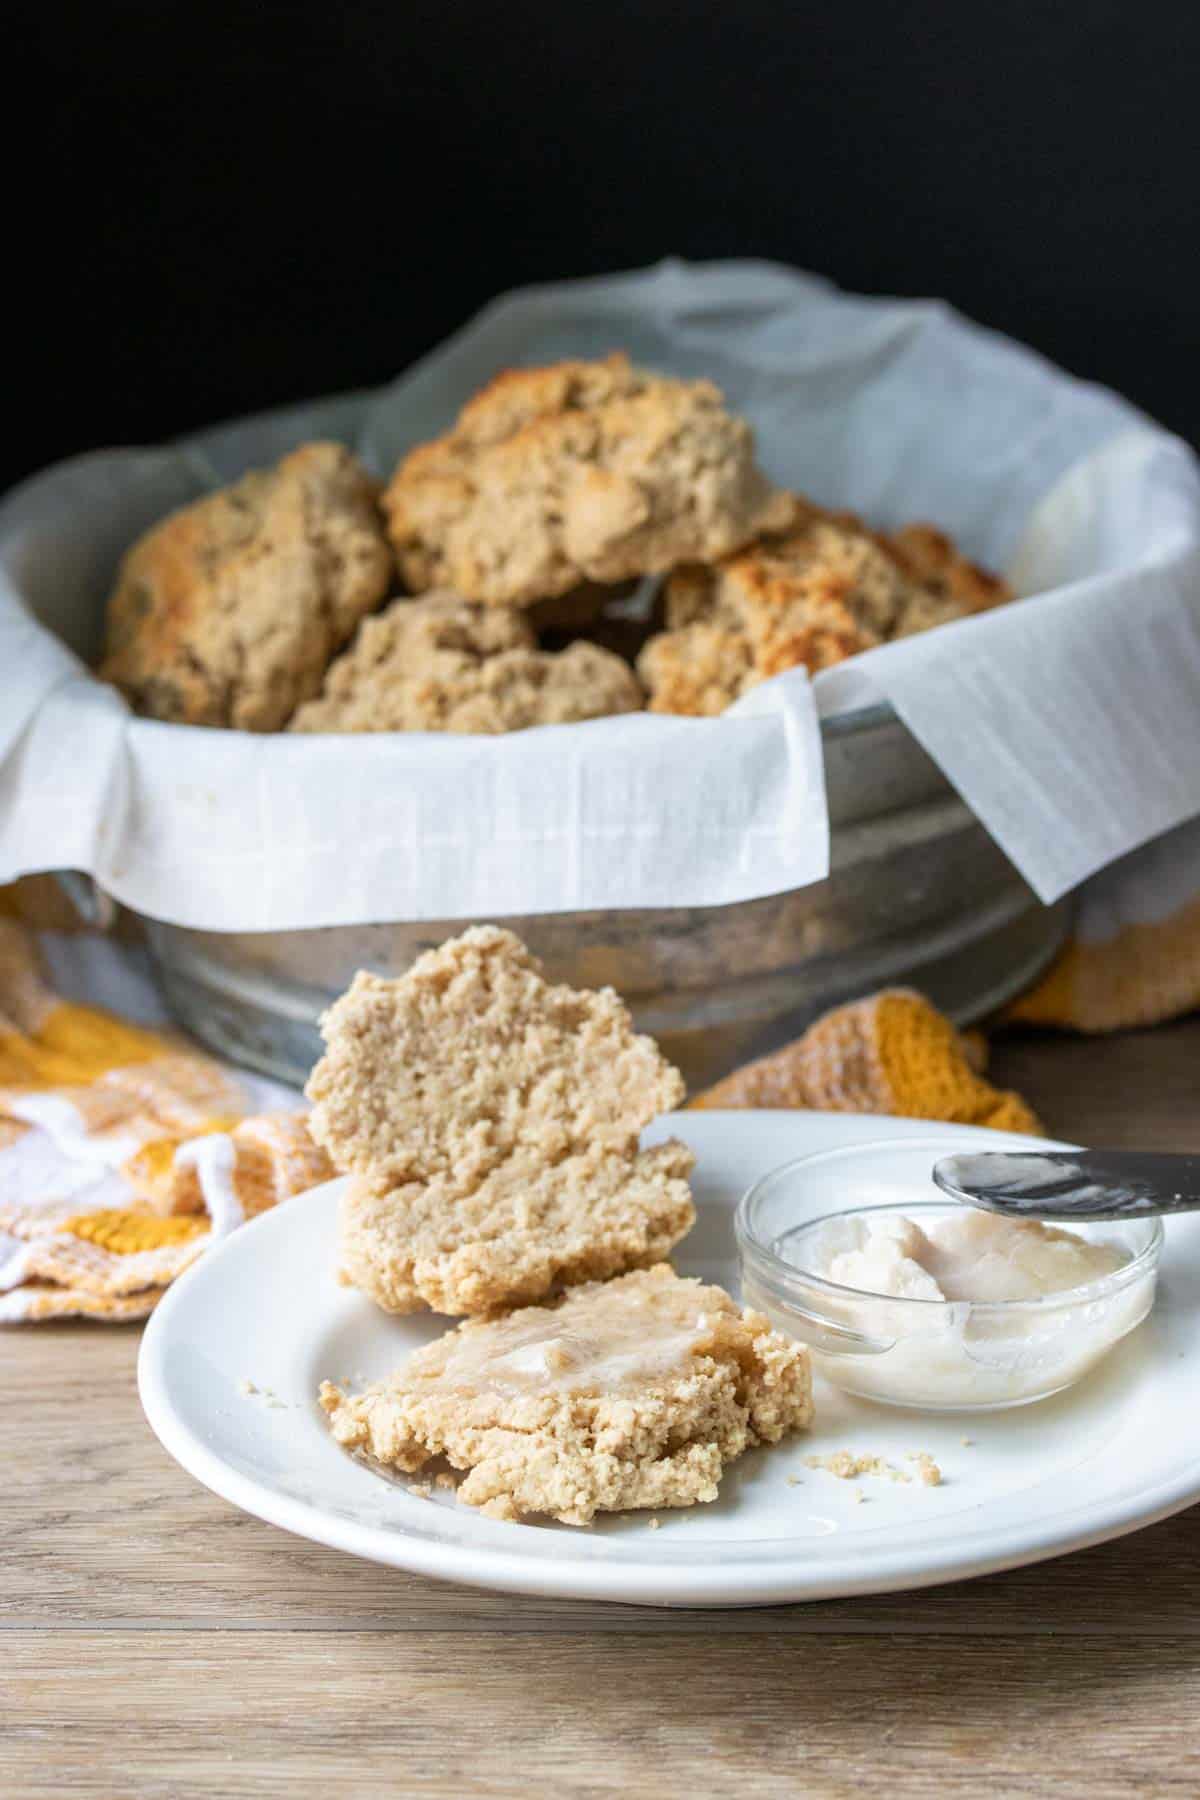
785 1474 802 1488
805 1451 910 1485
238 1378 257 1396
960 1437 974 1447
906 1452 944 1486
647 1516 661 1530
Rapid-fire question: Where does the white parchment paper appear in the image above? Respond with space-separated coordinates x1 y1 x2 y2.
2 258 1199 928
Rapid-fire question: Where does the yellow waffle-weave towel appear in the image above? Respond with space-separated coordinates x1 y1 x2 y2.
691 989 1042 1130
1010 817 1200 1032
0 918 332 1322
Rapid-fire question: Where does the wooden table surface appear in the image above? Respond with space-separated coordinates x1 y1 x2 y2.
5 1020 1200 1798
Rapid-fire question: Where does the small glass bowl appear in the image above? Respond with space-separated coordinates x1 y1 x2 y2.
735 1137 1163 1411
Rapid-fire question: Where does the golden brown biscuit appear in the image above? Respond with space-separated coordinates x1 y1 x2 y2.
382 353 790 606
319 1263 812 1524
639 503 888 713
288 593 643 734
100 443 393 730
305 926 695 1314
886 522 1011 617
641 498 1012 715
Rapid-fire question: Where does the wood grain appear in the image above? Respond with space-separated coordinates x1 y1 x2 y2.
3 1021 1200 1794
5 1633 1200 1799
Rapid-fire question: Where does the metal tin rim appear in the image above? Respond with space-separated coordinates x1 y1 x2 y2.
819 697 897 739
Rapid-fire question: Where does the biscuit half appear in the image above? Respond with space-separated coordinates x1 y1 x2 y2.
320 1264 813 1524
306 927 696 1314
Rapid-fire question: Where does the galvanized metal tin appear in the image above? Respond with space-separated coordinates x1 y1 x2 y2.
136 701 1070 1091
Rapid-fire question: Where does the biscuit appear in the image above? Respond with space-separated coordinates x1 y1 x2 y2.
635 621 756 717
305 926 695 1314
319 1263 813 1524
640 499 1012 714
886 522 1011 617
288 594 643 734
664 498 910 639
100 442 393 730
335 1140 695 1317
381 353 790 606
639 503 896 714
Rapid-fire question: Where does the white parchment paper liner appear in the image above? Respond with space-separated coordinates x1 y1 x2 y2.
2 258 1199 929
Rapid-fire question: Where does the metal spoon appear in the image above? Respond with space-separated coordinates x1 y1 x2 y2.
931 1149 1200 1221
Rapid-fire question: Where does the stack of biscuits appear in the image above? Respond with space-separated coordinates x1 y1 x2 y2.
99 354 1011 734
308 926 814 1525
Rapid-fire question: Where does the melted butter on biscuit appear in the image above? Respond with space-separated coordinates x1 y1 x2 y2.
415 1288 717 1396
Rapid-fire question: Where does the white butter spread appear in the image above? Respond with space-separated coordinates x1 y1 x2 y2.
746 1204 1159 1409
825 1209 1126 1304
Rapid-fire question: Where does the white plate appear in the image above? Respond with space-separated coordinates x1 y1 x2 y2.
138 1112 1200 1608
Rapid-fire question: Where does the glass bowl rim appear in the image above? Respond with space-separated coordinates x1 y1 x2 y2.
735 1135 1165 1315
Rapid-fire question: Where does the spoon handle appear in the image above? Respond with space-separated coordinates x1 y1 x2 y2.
932 1149 1200 1221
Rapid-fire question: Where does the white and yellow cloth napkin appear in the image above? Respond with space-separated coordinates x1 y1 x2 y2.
0 911 330 1321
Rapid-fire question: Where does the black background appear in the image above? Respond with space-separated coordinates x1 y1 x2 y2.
11 0 1199 494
